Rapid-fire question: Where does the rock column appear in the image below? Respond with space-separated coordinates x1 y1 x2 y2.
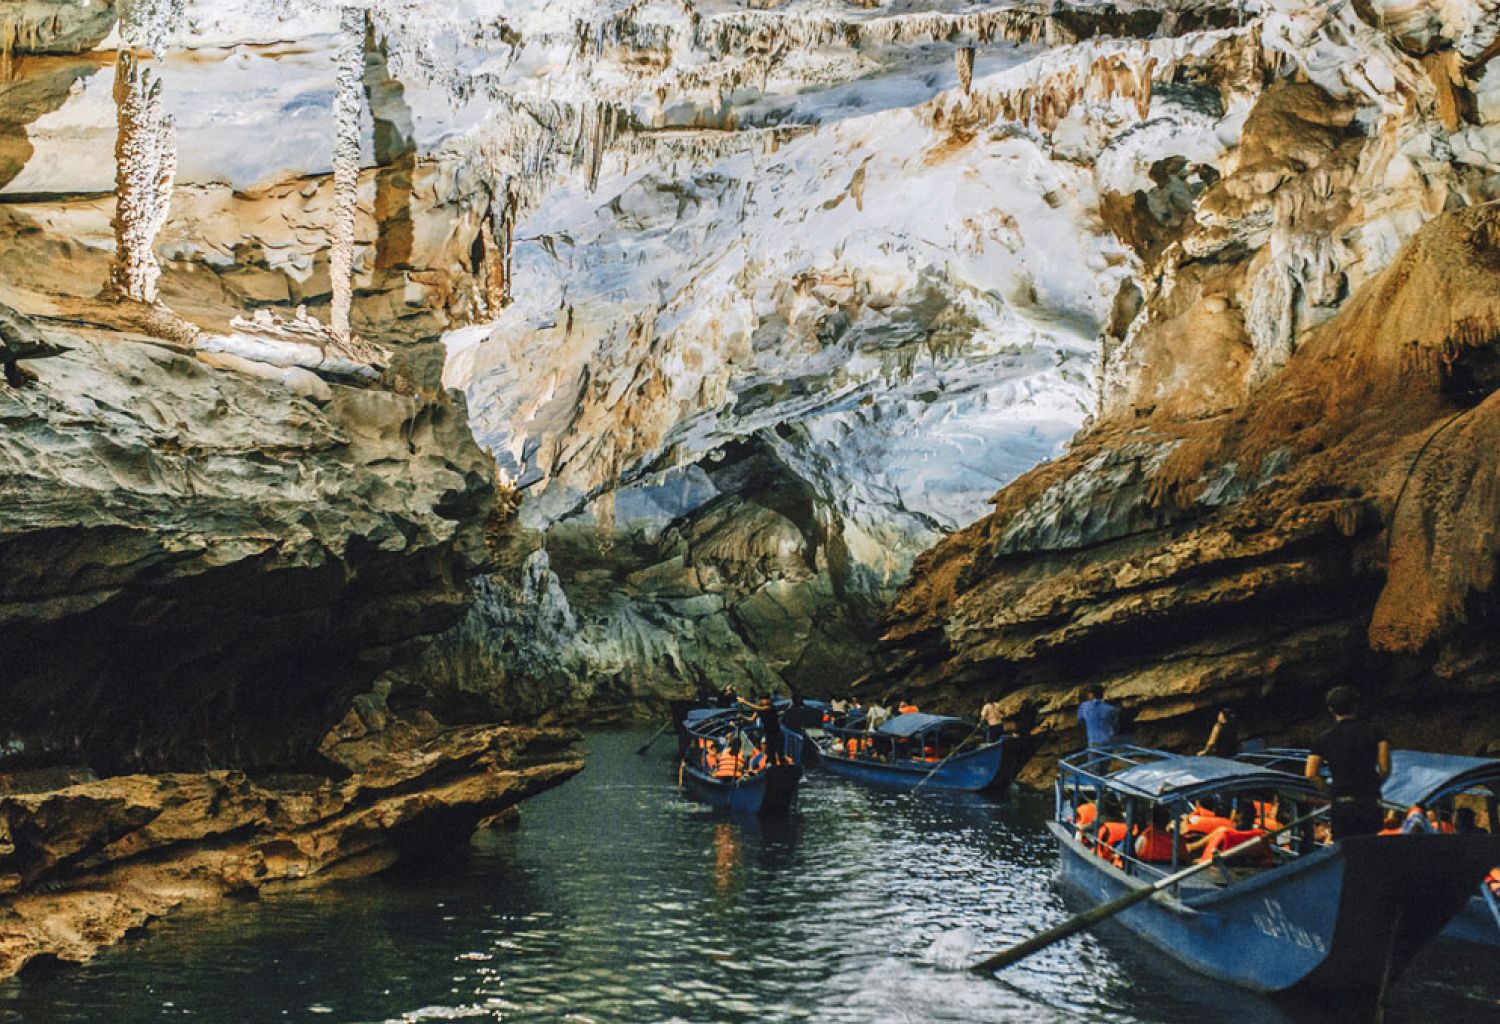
330 5 365 342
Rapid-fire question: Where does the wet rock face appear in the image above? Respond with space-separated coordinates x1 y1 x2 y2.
865 0 1500 777
0 723 583 977
0 321 495 774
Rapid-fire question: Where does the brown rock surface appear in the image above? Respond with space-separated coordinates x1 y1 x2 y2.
876 203 1500 784
0 723 583 978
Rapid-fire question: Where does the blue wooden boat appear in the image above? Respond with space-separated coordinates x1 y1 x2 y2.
1052 746 1500 996
1382 749 1500 948
678 707 804 816
800 712 1010 792
1241 746 1500 948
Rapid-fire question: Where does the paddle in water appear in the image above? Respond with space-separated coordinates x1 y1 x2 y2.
636 719 673 755
966 805 1329 975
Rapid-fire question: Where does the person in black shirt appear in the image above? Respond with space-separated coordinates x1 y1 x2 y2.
780 695 822 733
741 695 786 765
1196 708 1240 758
1304 686 1390 839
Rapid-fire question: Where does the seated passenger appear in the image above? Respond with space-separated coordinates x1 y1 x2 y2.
829 737 846 756
1399 803 1433 834
713 741 743 780
1488 868 1500 898
1192 804 1273 866
1430 808 1457 834
1456 807 1488 834
1072 801 1098 828
1377 812 1404 836
1136 806 1185 864
897 698 920 715
1183 799 1235 837
1092 819 1130 863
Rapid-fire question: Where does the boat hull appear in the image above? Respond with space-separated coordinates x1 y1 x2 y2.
1442 891 1500 947
682 762 802 816
814 739 1009 792
1052 824 1500 995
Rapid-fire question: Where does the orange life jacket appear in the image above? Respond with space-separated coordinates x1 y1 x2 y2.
702 748 718 772
748 750 766 773
1184 812 1235 836
1074 802 1098 827
1198 827 1273 866
845 737 861 757
1135 828 1180 864
899 702 919 715
1093 822 1129 860
714 753 743 779
1485 868 1500 898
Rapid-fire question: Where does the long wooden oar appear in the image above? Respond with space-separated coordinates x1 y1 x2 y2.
968 805 1329 976
635 719 673 756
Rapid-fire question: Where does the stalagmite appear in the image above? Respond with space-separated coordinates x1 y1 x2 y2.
956 46 976 94
329 4 364 342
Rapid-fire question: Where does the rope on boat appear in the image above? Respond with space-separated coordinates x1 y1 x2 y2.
967 805 1330 976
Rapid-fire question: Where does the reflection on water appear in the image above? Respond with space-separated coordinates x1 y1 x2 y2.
1 731 1496 1024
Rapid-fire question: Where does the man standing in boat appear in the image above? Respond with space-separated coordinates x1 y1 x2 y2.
1303 686 1391 839
979 698 1006 743
1077 686 1121 749
740 694 787 765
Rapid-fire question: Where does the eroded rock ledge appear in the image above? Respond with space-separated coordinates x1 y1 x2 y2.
876 204 1500 783
0 309 585 976
0 723 583 978
0 320 495 774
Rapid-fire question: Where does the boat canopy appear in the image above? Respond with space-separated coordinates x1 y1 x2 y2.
877 713 965 738
1104 754 1320 802
1382 750 1500 808
684 708 733 726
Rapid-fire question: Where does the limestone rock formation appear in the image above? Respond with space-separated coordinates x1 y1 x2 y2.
0 722 582 977
873 0 1500 780
0 313 496 773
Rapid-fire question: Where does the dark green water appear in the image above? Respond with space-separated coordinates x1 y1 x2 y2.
3 731 1496 1023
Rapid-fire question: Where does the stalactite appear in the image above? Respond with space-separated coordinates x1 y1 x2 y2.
329 4 364 343
956 45 975 94
107 52 177 304
477 176 515 315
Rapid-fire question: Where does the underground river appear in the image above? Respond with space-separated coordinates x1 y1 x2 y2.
4 731 1496 1024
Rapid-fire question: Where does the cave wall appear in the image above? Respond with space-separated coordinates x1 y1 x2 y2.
875 1 1500 781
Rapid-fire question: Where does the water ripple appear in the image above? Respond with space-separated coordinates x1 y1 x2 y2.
0 731 1496 1024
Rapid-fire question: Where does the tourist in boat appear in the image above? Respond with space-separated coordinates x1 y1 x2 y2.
1195 707 1240 758
980 698 1006 743
1182 797 1235 838
1430 808 1457 833
1136 805 1185 864
713 739 744 780
897 697 920 715
781 695 822 733
1399 803 1434 834
1456 807 1488 834
1189 803 1272 865
865 700 891 731
1377 812 1405 836
1077 685 1120 748
1303 686 1390 839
